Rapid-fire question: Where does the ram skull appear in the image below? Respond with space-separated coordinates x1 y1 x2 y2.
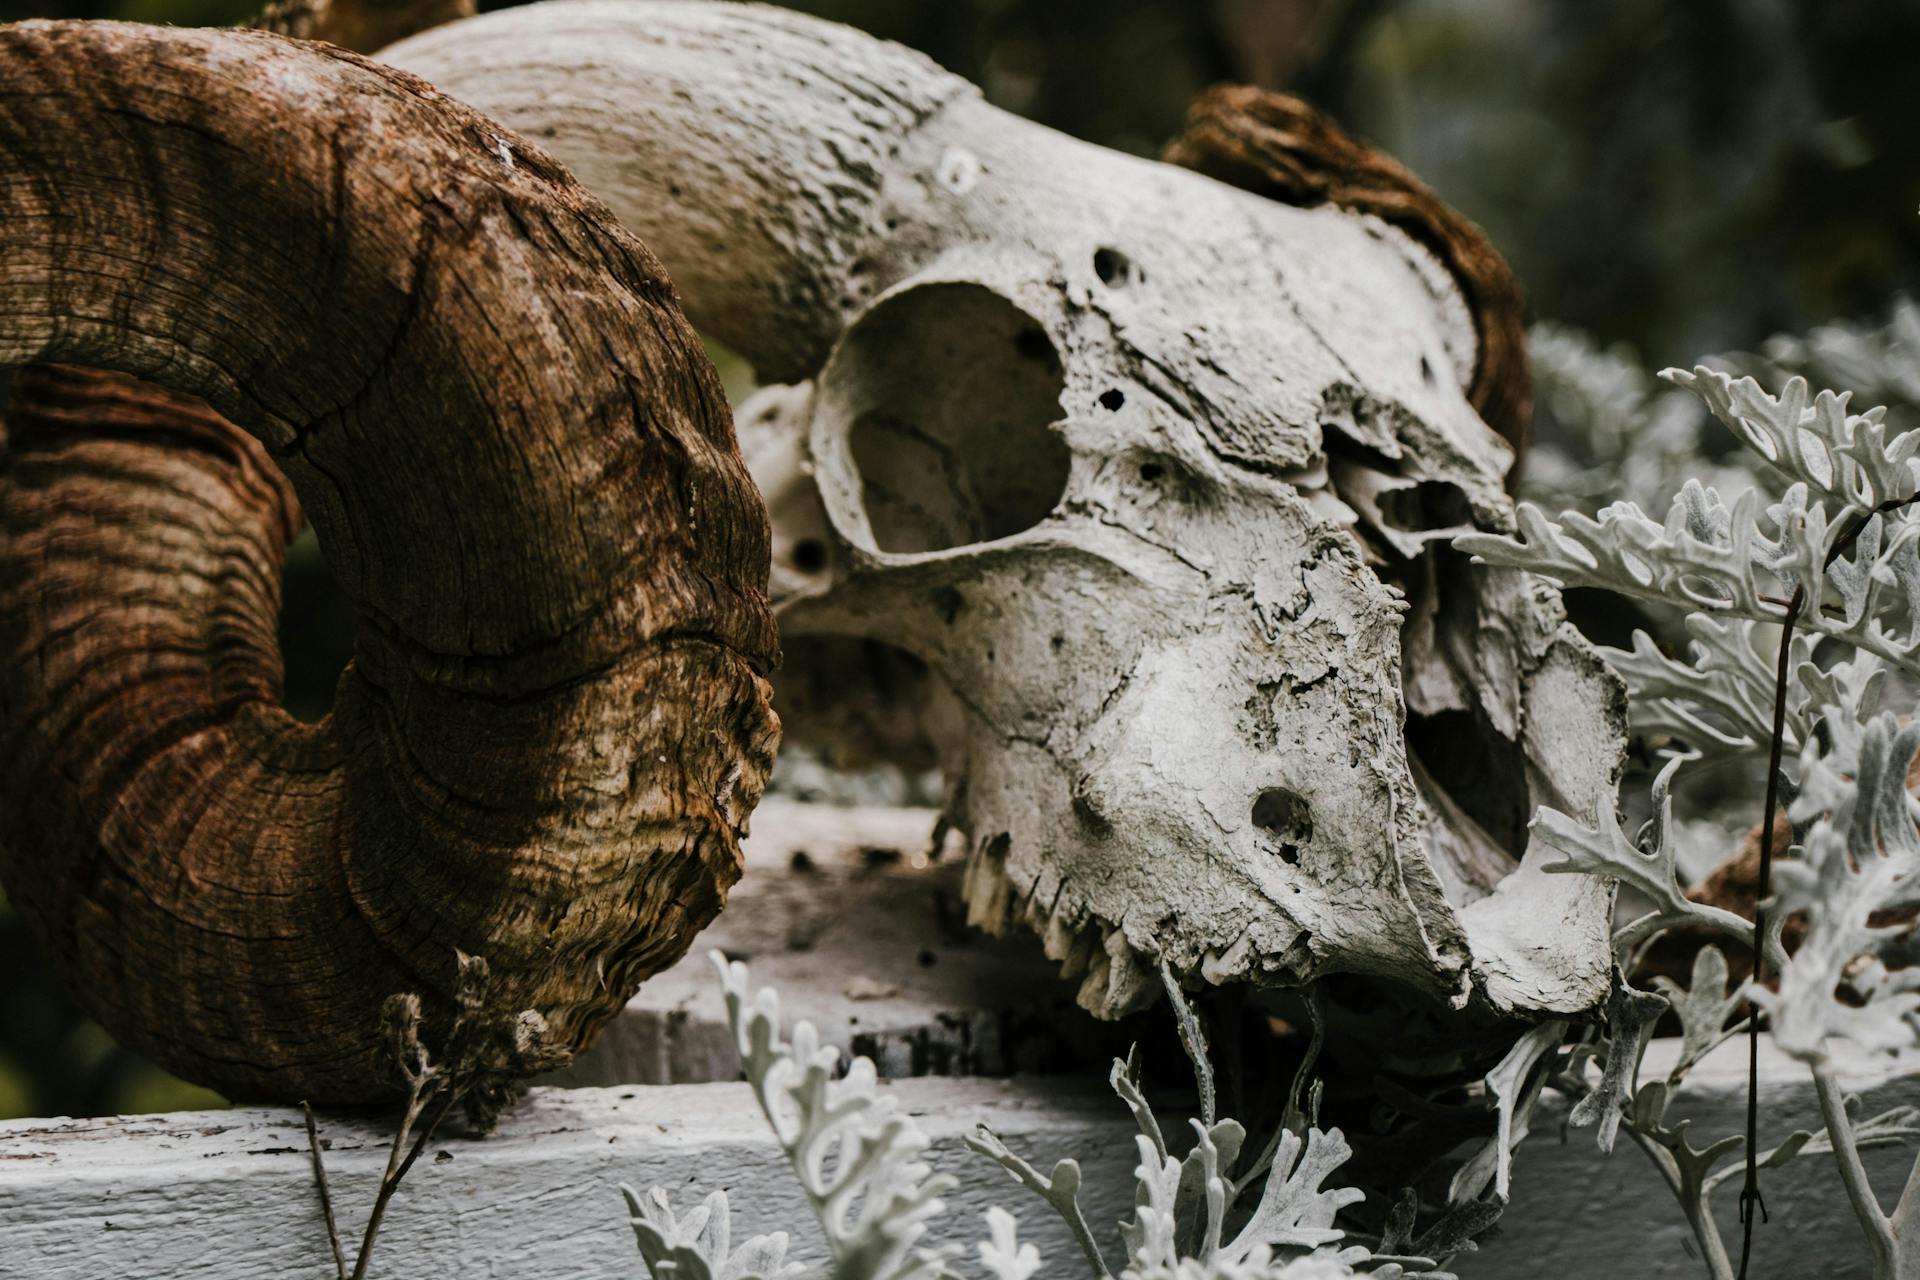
384 0 1627 1023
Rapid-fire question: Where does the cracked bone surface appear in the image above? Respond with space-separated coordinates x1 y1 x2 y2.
387 0 1626 1019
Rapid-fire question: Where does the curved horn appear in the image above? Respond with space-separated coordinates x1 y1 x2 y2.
385 0 979 385
0 21 778 1103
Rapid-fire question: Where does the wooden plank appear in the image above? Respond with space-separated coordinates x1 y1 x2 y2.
551 799 1136 1086
4 1040 1916 1277
0 1078 1143 1279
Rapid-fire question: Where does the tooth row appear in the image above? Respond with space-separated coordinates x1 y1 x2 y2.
961 840 1014 937
960 840 1159 1017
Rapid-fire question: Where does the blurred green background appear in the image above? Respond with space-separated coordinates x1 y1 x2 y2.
3 0 1918 1120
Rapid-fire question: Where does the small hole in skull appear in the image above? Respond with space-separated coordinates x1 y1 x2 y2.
790 537 828 574
1099 389 1126 412
1419 355 1436 385
1093 246 1135 288
1252 787 1313 856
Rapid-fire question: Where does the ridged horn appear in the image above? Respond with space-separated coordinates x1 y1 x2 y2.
381 0 982 385
0 20 779 1104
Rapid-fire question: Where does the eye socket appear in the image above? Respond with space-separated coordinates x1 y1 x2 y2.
821 282 1070 554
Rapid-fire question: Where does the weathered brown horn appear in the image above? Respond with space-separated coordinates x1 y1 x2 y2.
1164 85 1533 468
0 20 779 1104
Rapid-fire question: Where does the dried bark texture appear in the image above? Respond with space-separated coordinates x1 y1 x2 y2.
0 21 779 1104
385 1 1620 1021
1165 85 1533 464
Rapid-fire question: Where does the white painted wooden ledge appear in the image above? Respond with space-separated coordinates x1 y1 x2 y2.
3 799 1918 1277
3 1040 1915 1278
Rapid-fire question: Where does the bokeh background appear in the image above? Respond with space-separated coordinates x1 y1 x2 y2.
3 0 1919 1119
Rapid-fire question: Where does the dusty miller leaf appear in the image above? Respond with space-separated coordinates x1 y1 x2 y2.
1757 715 1920 1062
1533 755 1758 955
1463 361 1920 680
966 1126 1111 1278
715 955 963 1280
1649 945 1746 1081
1446 1019 1563 1204
1664 366 1920 515
977 1208 1043 1280
1567 975 1669 1154
1619 1081 1746 1218
623 1185 804 1280
1602 616 1883 768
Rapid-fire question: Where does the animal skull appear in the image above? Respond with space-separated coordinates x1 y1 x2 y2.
388 0 1626 1020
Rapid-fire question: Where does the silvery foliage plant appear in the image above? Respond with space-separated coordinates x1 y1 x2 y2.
1523 299 1920 520
619 955 1446 1280
1459 351 1920 1278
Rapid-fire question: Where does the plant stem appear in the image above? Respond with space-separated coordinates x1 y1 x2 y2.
1733 493 1916 1278
347 1084 458 1280
1624 1126 1732 1280
1889 1147 1920 1273
1056 1191 1115 1280
303 1102 349 1280
1687 1183 1737 1280
1736 584 1799 1280
1813 1065 1897 1277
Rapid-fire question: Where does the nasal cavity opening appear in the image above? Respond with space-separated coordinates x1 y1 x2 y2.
278 528 355 724
1252 787 1314 864
830 283 1070 554
1404 709 1531 858
1377 479 1474 532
